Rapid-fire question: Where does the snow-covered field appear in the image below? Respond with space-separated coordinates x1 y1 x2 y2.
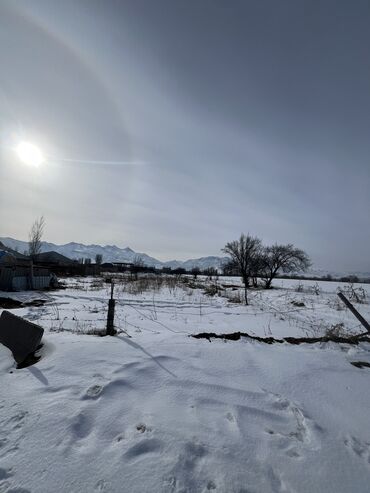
1 275 370 492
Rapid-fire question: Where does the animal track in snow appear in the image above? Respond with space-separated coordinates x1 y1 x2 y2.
71 411 94 440
262 391 322 459
265 466 291 493
94 479 108 491
206 479 217 490
0 467 14 493
124 438 162 460
85 385 103 399
0 408 28 460
6 411 28 432
0 467 13 481
344 435 370 465
165 440 209 492
136 423 148 433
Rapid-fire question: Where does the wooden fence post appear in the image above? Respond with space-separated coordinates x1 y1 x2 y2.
337 292 370 334
106 280 116 336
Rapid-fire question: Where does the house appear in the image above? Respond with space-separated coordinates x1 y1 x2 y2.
0 242 52 291
32 251 75 266
33 251 103 276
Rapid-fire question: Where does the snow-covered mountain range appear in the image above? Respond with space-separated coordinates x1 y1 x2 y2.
2 237 369 278
0 237 228 271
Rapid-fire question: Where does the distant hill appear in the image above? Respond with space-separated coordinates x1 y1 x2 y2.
0 237 229 271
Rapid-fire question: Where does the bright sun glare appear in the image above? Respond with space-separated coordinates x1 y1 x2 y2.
16 141 44 167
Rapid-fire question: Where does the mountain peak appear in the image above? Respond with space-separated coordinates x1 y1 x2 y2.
122 247 135 254
0 237 227 271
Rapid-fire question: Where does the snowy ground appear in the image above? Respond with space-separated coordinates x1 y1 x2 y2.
1 275 370 492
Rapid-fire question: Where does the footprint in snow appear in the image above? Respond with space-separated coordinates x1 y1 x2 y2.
0 467 13 480
94 479 108 491
6 411 28 431
344 435 370 465
85 385 103 399
266 466 290 493
124 438 162 460
206 480 217 490
71 411 94 440
136 423 147 433
0 438 8 449
262 392 323 459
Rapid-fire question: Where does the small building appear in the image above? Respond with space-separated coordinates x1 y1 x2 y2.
0 243 52 291
33 251 103 276
101 262 133 273
32 251 75 267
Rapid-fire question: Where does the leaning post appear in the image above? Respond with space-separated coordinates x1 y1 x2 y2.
106 279 116 336
337 292 370 334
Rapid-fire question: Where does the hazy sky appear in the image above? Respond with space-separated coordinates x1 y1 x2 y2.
0 0 369 270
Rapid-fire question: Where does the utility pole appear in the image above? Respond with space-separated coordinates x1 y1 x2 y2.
106 280 116 336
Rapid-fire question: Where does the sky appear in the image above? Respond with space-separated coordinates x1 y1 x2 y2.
0 0 369 271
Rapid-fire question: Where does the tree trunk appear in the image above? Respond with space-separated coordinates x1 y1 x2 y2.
244 285 248 305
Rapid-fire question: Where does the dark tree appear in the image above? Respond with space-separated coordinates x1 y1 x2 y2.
249 252 266 288
261 244 311 289
222 259 240 276
131 256 145 279
222 234 262 304
28 216 45 257
95 254 103 265
191 267 201 279
172 267 186 276
204 267 218 279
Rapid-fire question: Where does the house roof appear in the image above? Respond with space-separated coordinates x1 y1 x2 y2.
0 250 15 263
33 251 74 265
0 242 30 260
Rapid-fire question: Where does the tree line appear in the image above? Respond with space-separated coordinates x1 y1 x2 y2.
222 234 310 304
28 217 367 297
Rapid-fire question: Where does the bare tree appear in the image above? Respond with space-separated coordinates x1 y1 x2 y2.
131 256 145 279
95 253 103 265
222 259 239 276
261 244 311 289
191 267 201 279
204 267 218 280
28 216 45 257
250 252 266 288
222 234 262 304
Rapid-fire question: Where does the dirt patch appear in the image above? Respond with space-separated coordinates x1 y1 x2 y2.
0 297 47 309
23 299 47 307
191 331 370 345
0 298 23 309
291 300 305 307
350 361 370 369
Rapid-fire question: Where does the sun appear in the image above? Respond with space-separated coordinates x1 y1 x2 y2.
16 141 44 167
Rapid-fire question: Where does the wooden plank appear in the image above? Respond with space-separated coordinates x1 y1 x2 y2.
0 310 44 364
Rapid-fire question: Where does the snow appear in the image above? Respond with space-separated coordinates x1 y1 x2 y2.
1 276 370 492
0 345 13 374
0 237 228 270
